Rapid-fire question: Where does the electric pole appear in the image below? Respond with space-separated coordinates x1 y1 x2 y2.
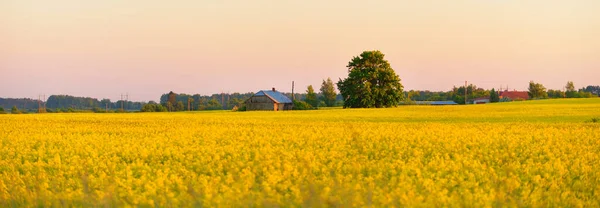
120 94 124 111
187 97 191 111
37 94 46 113
126 93 129 111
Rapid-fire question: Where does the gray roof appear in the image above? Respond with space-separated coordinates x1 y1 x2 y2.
255 90 293 103
414 101 458 105
430 101 458 105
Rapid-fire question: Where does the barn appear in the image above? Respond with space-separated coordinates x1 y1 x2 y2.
245 88 293 111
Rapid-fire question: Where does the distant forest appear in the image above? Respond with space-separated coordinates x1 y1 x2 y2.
0 95 145 113
0 92 325 113
1 85 598 113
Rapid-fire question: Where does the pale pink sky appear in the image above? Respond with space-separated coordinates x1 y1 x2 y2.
1 0 599 102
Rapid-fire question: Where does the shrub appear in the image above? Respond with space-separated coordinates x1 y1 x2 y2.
141 104 167 112
11 106 21 114
292 100 313 110
93 107 107 113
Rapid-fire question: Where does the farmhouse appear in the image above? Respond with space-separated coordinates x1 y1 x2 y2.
499 90 529 101
245 88 293 111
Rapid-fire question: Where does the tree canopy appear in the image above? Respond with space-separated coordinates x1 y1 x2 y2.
320 78 337 107
337 51 404 108
528 81 548 99
490 88 499 103
305 85 318 107
11 106 20 114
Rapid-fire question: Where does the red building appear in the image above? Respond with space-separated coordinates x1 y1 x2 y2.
499 91 529 101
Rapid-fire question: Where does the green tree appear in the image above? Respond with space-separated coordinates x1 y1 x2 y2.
320 78 337 107
141 103 167 112
187 97 195 111
176 101 185 111
490 88 499 103
528 81 548 99
141 103 156 112
207 98 221 110
155 104 167 112
581 85 600 96
407 90 420 101
11 106 21 114
305 85 318 107
292 100 313 110
337 50 404 108
565 81 575 92
548 89 565 98
565 81 579 98
0 107 5 114
166 102 174 112
228 98 245 109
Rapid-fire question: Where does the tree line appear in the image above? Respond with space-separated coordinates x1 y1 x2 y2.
528 81 597 99
0 95 146 113
1 50 598 113
296 78 342 110
402 82 598 104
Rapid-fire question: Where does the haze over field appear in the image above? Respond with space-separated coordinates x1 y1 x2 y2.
1 0 599 102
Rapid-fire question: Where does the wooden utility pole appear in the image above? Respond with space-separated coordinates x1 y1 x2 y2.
292 81 295 101
37 94 46 113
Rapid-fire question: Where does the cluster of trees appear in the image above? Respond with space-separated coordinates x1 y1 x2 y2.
0 95 152 113
406 84 491 104
402 82 598 104
46 95 144 111
0 106 24 114
0 98 39 112
140 102 168 112
302 78 339 109
528 81 597 99
151 92 254 112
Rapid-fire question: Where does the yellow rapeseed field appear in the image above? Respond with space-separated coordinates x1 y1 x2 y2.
1 99 599 207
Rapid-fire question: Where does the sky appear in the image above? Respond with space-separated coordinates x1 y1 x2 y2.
1 0 599 102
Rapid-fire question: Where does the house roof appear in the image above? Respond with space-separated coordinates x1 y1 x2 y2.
255 90 293 103
430 101 458 105
499 91 529 100
414 101 458 105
